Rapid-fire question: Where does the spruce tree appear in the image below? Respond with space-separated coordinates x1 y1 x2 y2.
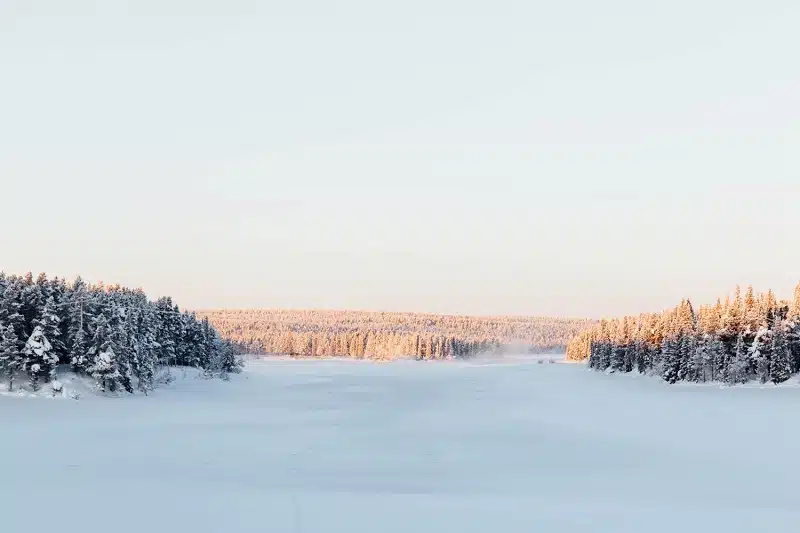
676 332 693 382
33 296 65 363
725 333 750 385
0 324 21 390
134 308 157 393
588 341 599 369
87 314 121 391
789 282 800 372
770 319 792 384
722 287 744 343
19 272 42 338
22 326 57 391
109 308 134 393
661 336 679 384
69 324 88 374
708 334 725 381
743 285 760 335
750 328 772 384
689 336 707 382
87 347 122 392
0 284 25 343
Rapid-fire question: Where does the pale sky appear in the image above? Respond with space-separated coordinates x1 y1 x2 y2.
1 0 798 318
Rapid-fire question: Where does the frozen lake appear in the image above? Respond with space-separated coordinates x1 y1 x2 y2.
3 356 800 532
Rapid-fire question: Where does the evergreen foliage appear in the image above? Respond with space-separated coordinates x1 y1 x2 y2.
566 282 800 386
198 309 594 360
0 271 241 394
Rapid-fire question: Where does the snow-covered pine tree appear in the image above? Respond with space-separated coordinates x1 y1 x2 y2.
688 335 707 382
750 327 772 384
47 277 70 361
87 313 121 392
630 320 647 374
181 313 203 368
87 347 122 392
725 333 750 385
622 318 635 372
134 306 158 393
22 326 57 391
709 334 727 382
612 343 626 372
0 324 22 390
155 298 181 368
0 282 25 344
596 321 611 371
743 285 761 336
111 308 134 394
588 339 599 369
216 338 242 378
33 296 66 364
661 335 679 384
201 318 216 378
65 276 88 357
770 318 792 384
19 272 43 339
69 323 89 374
721 287 744 344
789 282 800 373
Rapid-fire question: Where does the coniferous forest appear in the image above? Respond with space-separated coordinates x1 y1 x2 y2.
198 309 593 360
0 271 241 394
566 283 800 385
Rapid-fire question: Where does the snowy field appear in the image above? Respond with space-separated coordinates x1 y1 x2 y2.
3 356 800 532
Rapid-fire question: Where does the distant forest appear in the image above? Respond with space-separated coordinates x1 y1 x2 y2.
197 309 595 360
566 283 800 385
0 272 241 394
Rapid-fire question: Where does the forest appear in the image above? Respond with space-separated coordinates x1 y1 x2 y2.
566 283 800 385
0 272 241 394
197 309 594 360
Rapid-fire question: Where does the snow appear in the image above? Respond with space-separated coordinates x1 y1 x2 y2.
3 356 800 532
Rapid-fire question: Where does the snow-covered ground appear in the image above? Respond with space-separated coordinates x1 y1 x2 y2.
3 356 800 532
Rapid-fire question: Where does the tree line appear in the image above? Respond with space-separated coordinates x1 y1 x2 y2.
0 271 241 394
566 283 800 385
197 309 594 360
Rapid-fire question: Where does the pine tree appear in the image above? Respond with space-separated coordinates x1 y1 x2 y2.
588 340 599 369
688 336 706 382
661 336 679 384
216 339 242 378
725 333 750 385
789 282 800 372
112 309 134 394
87 313 121 391
65 276 88 355
0 283 25 344
87 347 122 392
33 296 65 363
722 287 744 341
709 335 727 382
135 307 158 393
22 326 57 391
155 297 178 367
69 323 89 373
0 324 22 390
750 328 772 384
677 332 694 382
594 320 611 371
743 285 760 335
19 272 42 338
770 319 792 384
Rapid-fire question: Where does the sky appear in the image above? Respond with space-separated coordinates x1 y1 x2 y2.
1 0 799 318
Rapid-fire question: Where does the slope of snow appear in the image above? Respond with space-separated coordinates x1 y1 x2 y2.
3 357 800 532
